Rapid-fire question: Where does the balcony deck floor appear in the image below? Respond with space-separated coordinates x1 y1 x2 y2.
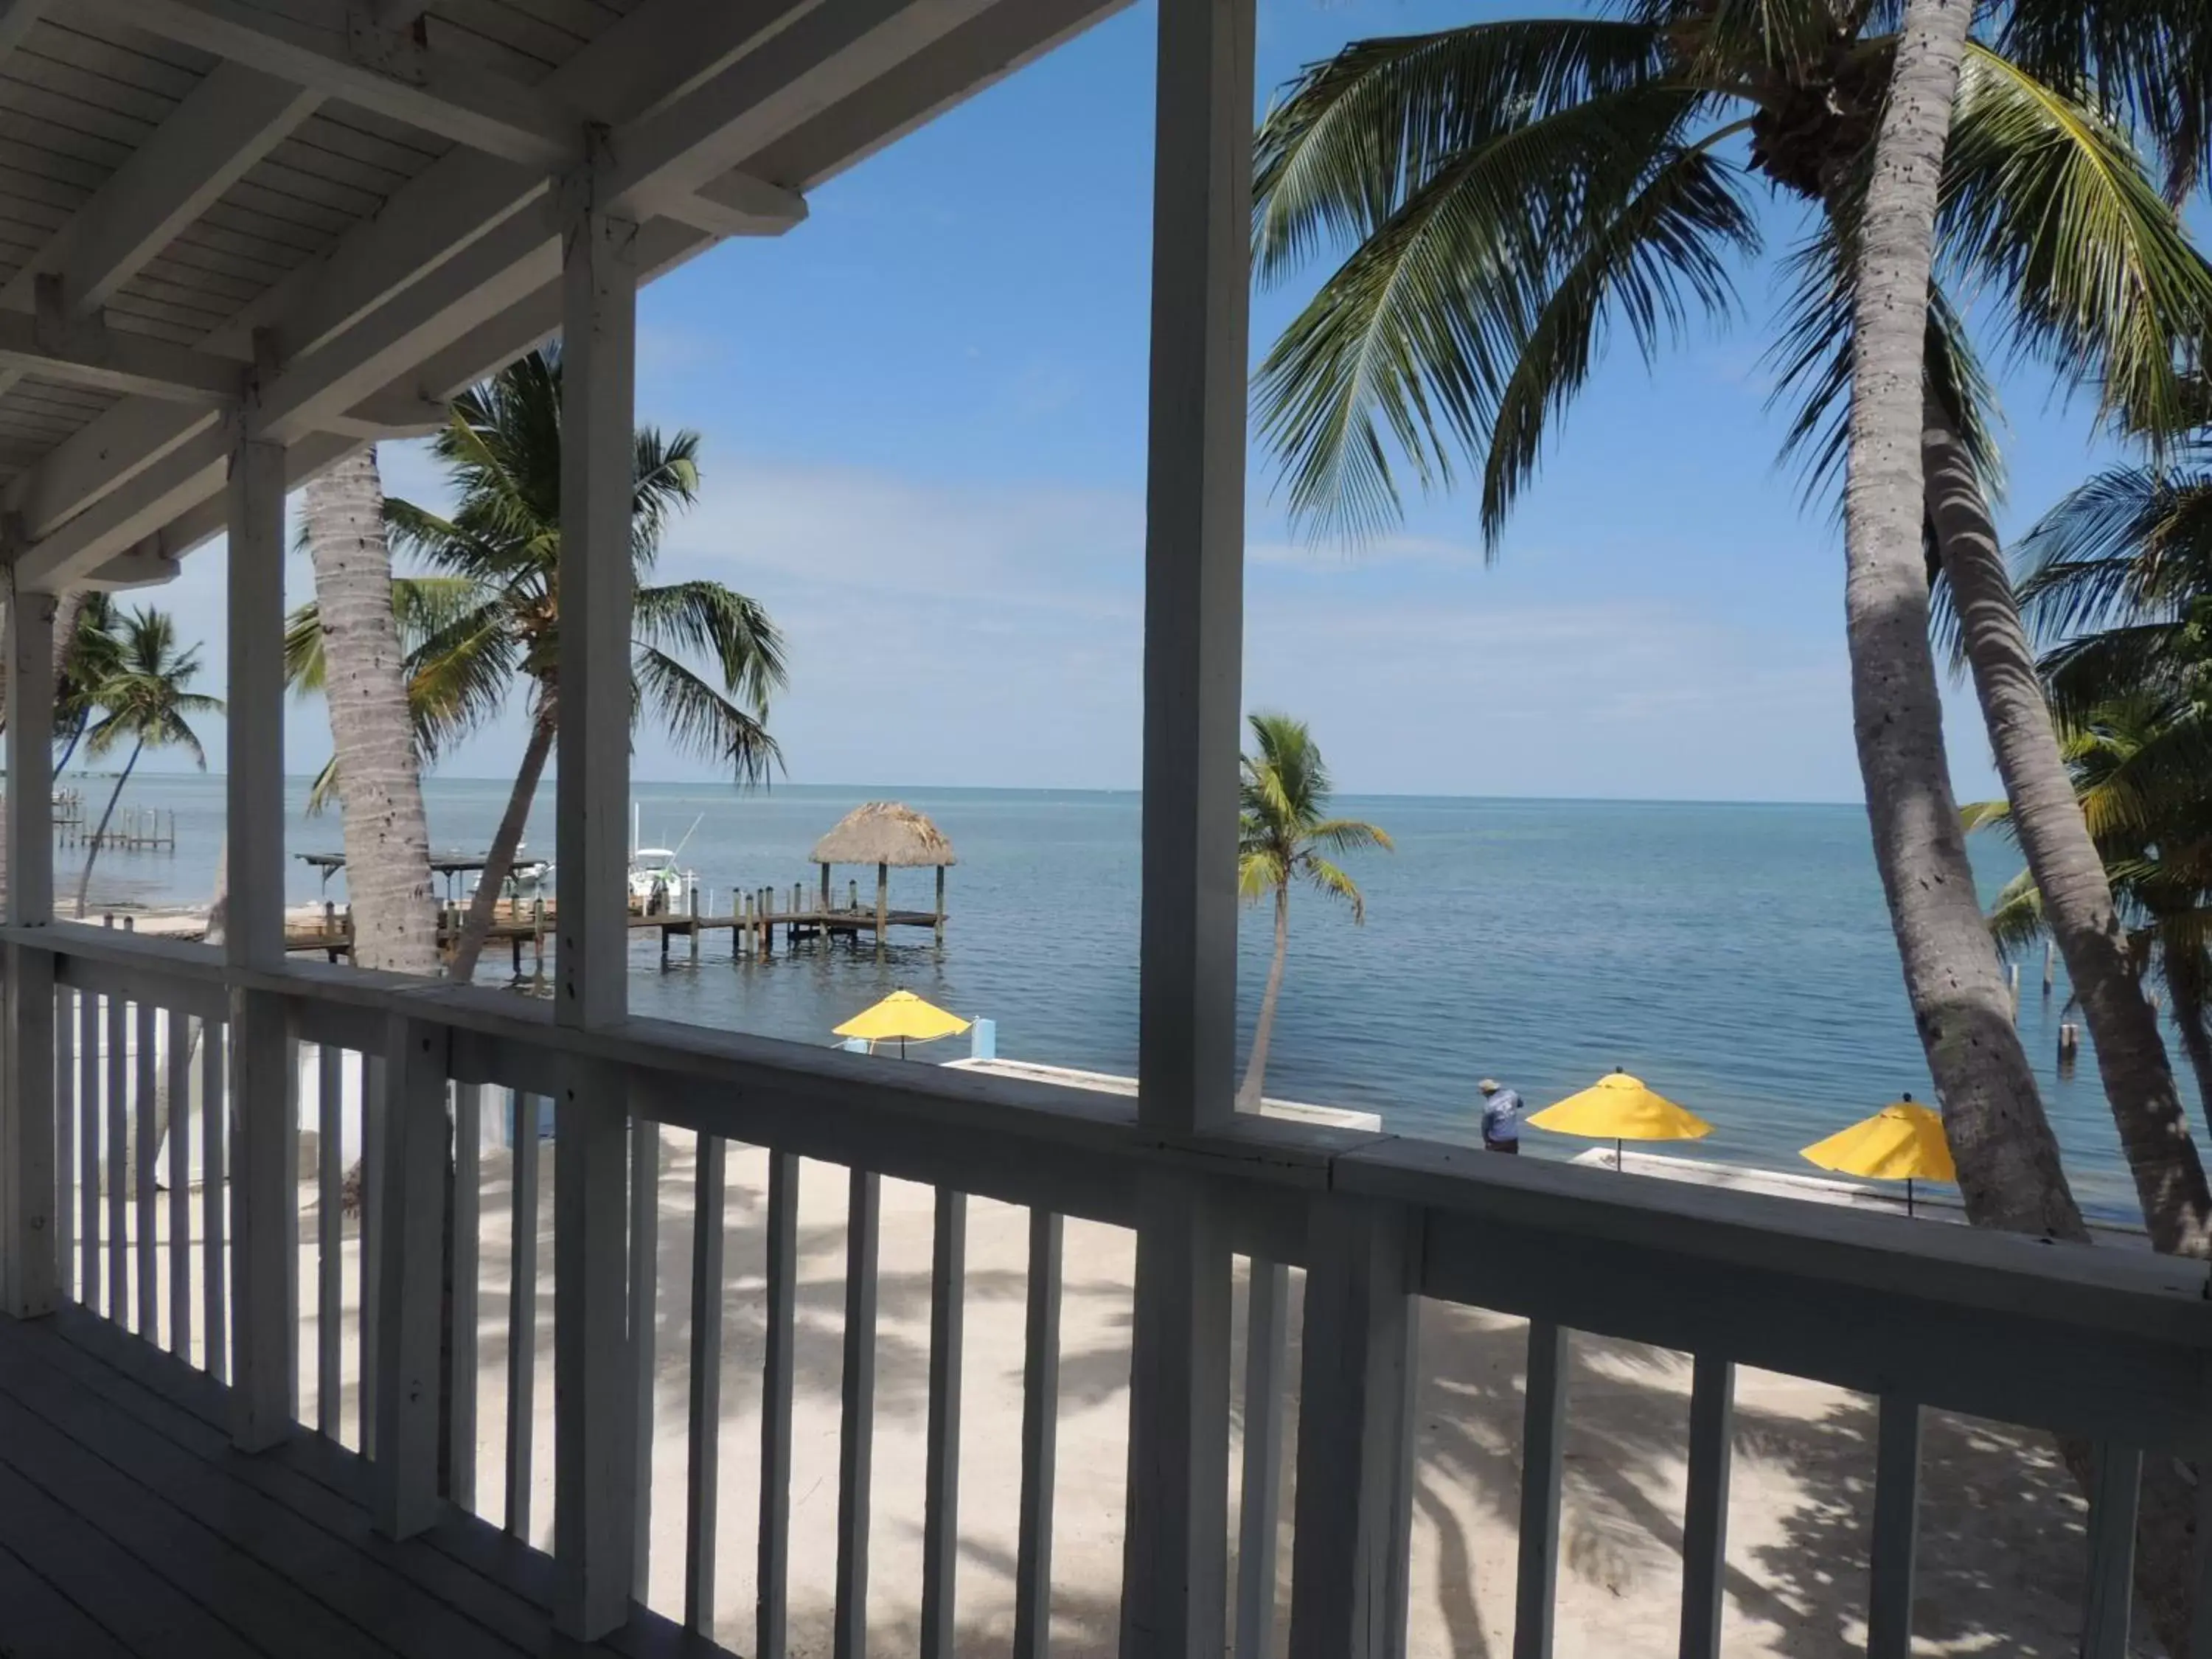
0 1307 709 1659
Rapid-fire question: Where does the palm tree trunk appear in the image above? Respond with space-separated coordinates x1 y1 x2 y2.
1237 886 1291 1110
74 740 142 919
447 712 556 984
1927 391 2212 1257
304 449 439 978
50 585 91 778
1842 0 2085 1242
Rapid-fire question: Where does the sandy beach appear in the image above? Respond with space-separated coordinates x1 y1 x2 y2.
220 1130 2096 1658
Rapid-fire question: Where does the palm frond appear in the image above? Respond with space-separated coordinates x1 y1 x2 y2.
1299 854 1369 922
1942 45 2212 445
1253 18 1674 283
633 581 787 712
631 646 782 785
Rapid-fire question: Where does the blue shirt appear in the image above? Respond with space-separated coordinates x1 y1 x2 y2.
1481 1088 1523 1143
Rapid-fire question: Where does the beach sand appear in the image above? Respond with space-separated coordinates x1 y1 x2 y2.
378 1130 2108 1658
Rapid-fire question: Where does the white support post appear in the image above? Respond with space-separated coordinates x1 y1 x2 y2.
550 161 639 1642
1287 1197 1420 1659
226 429 297 1450
372 1015 448 1539
554 185 637 1035
1120 1175 1234 1659
1124 0 1251 1645
1135 0 1253 1137
1 581 57 1318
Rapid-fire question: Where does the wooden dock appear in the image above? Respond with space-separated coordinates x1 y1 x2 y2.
58 804 175 852
287 884 946 967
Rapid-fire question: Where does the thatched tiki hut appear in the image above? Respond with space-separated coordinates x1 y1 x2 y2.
810 802 958 945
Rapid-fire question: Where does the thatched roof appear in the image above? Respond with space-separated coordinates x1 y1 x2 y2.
810 801 957 868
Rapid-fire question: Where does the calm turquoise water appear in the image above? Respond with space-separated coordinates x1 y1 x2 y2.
64 774 2154 1223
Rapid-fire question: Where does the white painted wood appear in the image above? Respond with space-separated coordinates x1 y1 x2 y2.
372 1015 448 1539
835 1166 882 1659
450 1082 480 1512
628 1110 658 1583
552 1065 633 1638
226 425 295 1447
54 987 74 1304
1865 1394 1920 1659
1678 1354 1735 1659
77 991 97 1312
1234 1258 1289 1659
134 999 157 1340
105 988 127 1323
758 1147 799 1659
1 580 55 1316
920 1187 967 1659
1013 1206 1062 1659
226 985 296 1447
554 182 636 1034
1513 1321 1568 1659
504 1090 540 1540
1121 1174 1234 1659
1287 1197 1418 1659
684 1131 726 1636
0 306 246 403
166 1009 190 1357
359 1054 383 1454
84 0 582 167
2080 1443 2140 1659
200 1015 226 1384
1135 0 1252 1135
316 1043 341 1433
225 434 285 968
0 63 319 318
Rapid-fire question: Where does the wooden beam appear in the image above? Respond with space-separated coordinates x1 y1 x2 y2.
1 581 57 1318
1286 1197 1419 1658
84 0 583 167
1120 1175 1234 1658
1136 0 1252 1135
553 191 637 1033
226 433 297 1449
371 1015 449 1538
0 305 246 405
0 63 319 318
549 165 639 1643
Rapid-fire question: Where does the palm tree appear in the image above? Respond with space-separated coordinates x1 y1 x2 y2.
72 608 222 918
285 349 788 981
299 449 440 978
1235 714 1391 1109
1973 691 2212 1107
1249 1 2212 1252
54 594 122 778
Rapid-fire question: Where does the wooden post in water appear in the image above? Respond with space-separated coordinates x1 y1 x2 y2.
2007 962 2020 1018
875 860 888 950
934 865 946 946
849 878 858 912
821 865 831 914
2043 940 2056 993
689 885 701 964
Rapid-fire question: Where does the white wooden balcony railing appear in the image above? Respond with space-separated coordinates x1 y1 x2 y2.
8 917 2210 1658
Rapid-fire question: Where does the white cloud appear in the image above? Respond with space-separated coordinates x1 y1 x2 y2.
125 448 1998 805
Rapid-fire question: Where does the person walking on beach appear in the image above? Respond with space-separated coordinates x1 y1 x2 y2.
1479 1079 1523 1154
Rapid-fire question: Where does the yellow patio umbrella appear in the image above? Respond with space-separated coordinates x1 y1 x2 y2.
1526 1068 1714 1169
1799 1093 1955 1216
834 990 970 1057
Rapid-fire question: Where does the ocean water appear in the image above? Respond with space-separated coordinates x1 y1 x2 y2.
60 773 2156 1224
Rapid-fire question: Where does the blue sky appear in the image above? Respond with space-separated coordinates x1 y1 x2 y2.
146 0 2151 801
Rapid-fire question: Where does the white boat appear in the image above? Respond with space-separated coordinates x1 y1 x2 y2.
628 848 697 914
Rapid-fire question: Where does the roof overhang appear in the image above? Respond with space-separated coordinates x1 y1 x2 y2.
0 0 1130 591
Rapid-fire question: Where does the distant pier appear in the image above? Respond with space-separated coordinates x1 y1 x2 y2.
288 883 946 968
